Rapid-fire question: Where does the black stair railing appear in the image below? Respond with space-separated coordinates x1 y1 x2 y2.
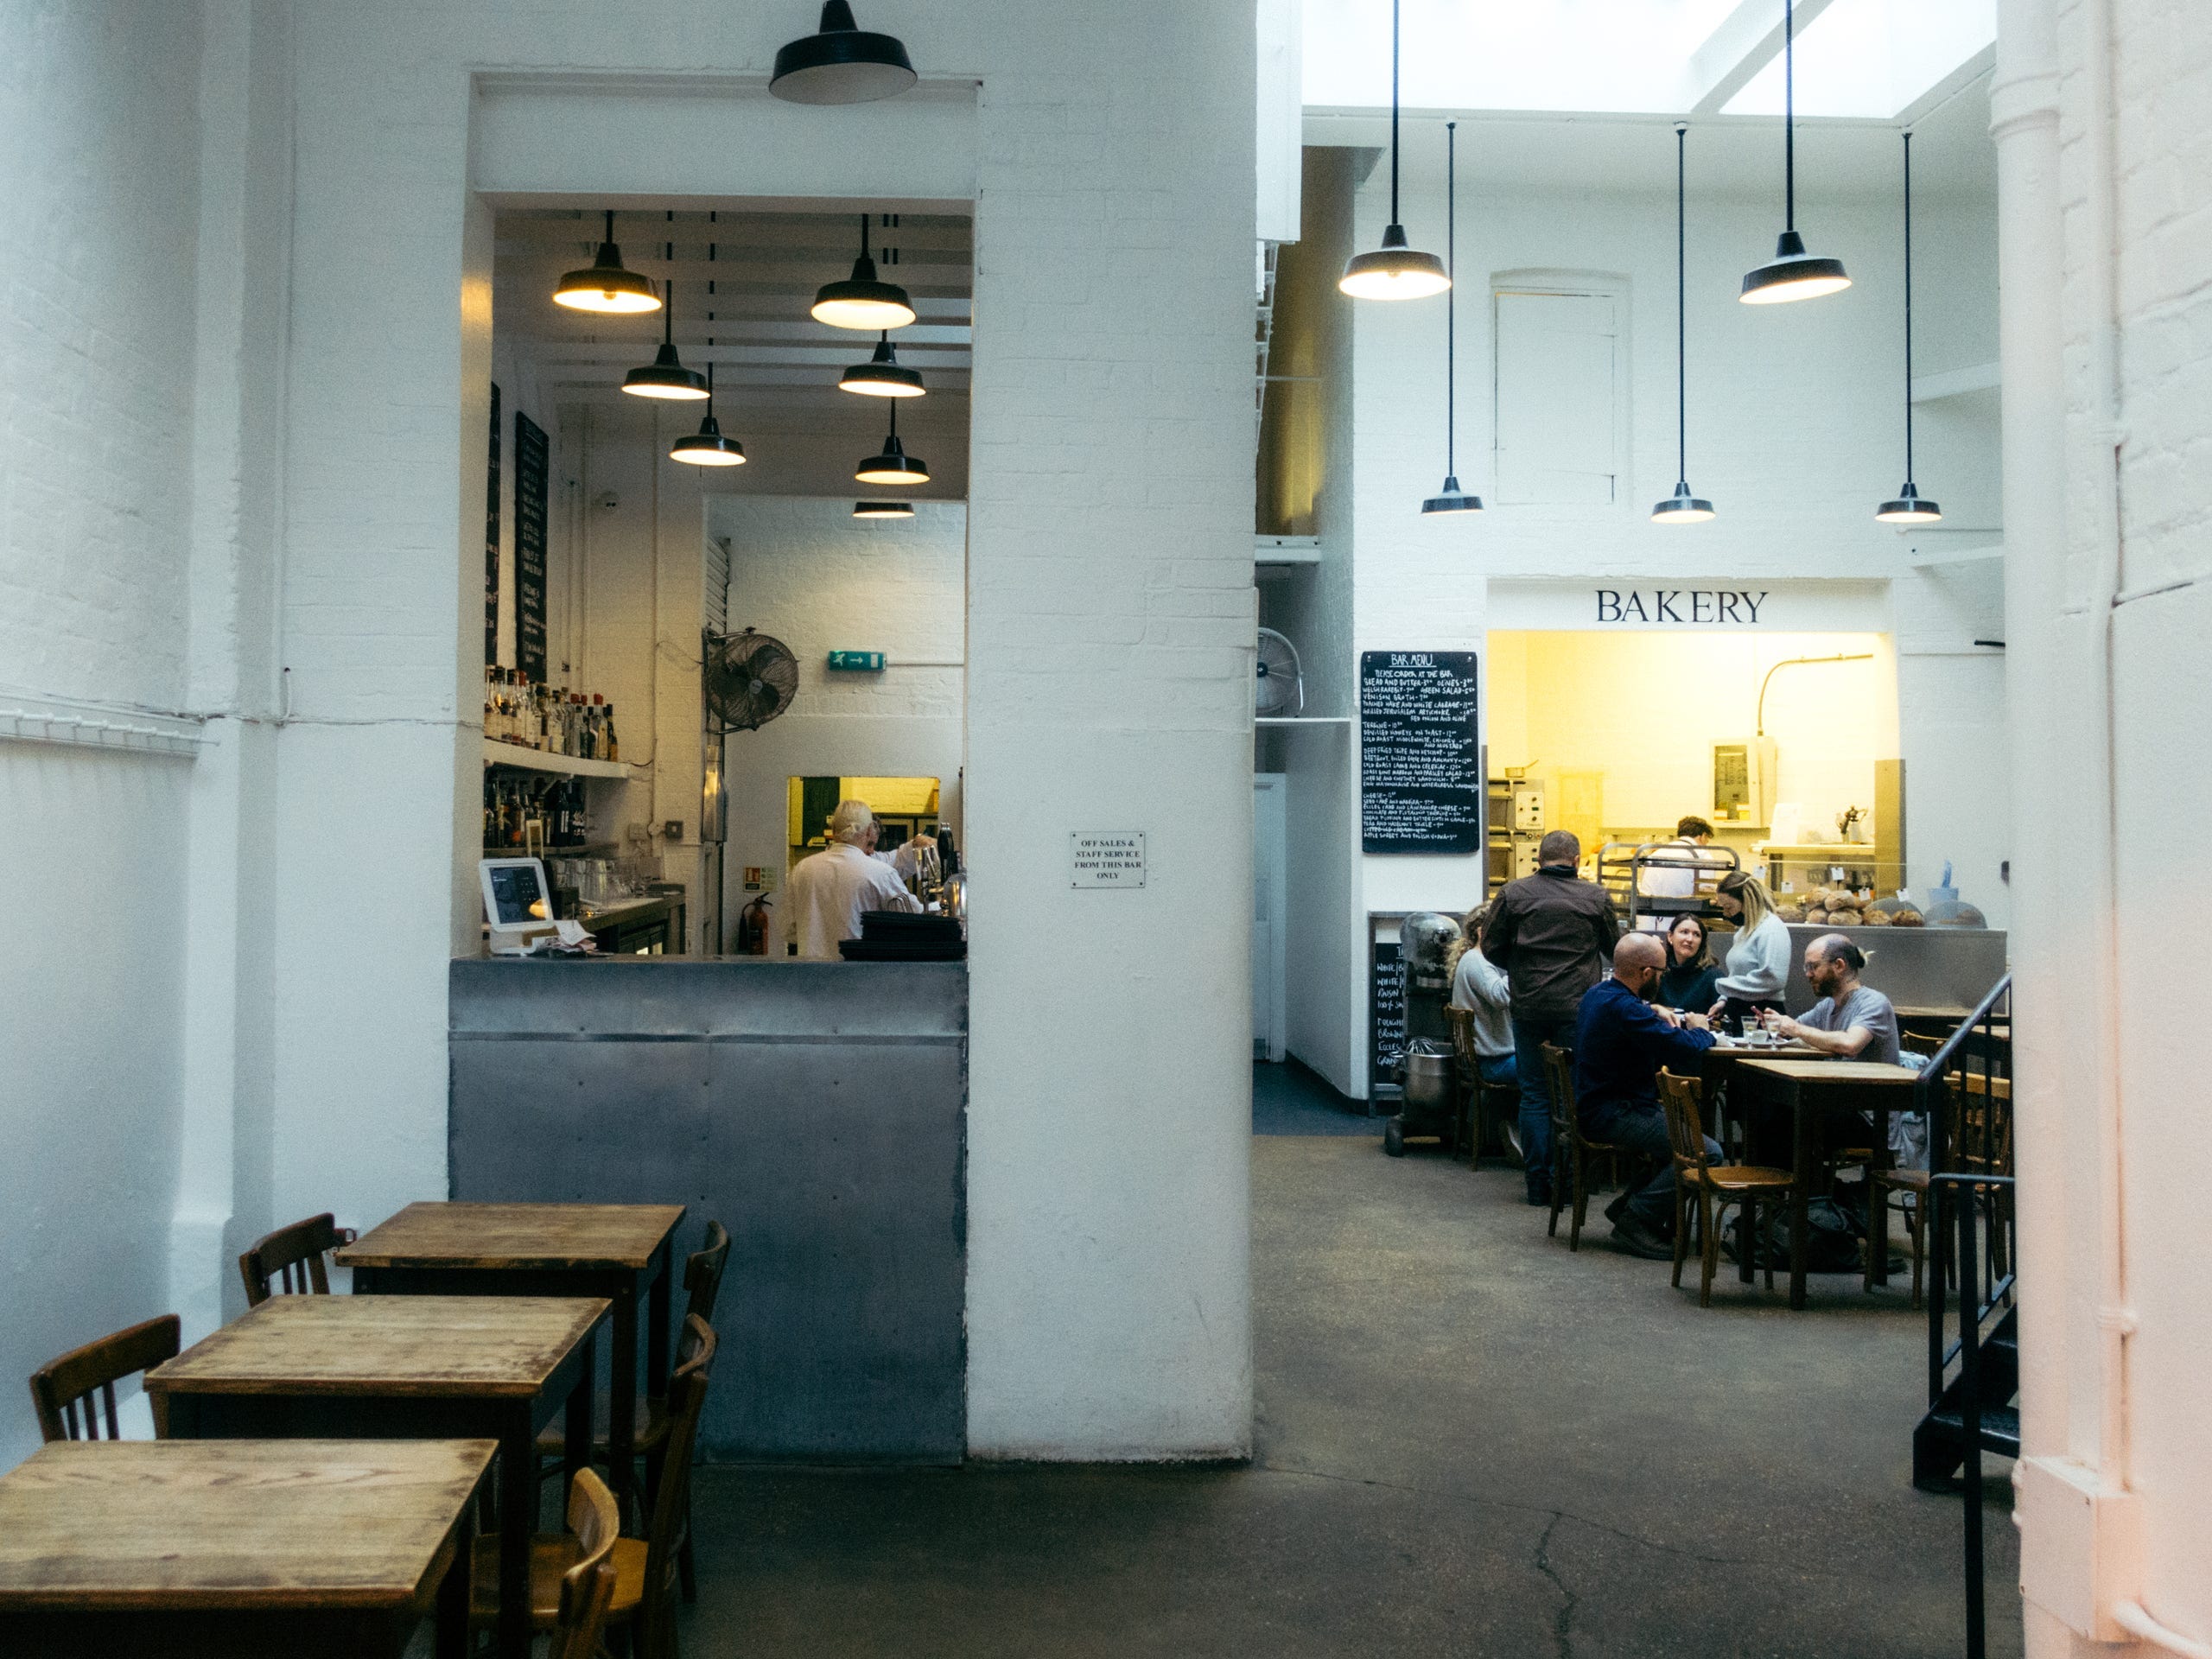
1915 974 2016 1659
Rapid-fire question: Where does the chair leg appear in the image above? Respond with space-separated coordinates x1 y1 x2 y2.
1671 1182 1689 1290
1568 1144 1589 1251
1865 1182 1885 1294
1700 1192 1721 1308
1907 1201 1925 1311
677 1482 698 1602
1759 1196 1775 1292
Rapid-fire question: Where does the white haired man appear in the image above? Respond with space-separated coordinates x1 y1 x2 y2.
785 799 922 959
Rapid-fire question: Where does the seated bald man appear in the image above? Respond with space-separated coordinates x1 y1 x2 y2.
1572 934 1722 1260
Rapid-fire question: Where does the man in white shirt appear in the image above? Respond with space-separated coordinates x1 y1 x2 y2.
785 799 922 959
1638 815 1718 921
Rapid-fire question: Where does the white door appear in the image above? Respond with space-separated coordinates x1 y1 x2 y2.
1253 773 1287 1062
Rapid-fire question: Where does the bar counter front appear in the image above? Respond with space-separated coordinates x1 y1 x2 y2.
448 956 967 1462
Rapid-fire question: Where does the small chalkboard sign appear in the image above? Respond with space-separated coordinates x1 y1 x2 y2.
1370 937 1406 1091
514 412 550 683
1360 651 1481 854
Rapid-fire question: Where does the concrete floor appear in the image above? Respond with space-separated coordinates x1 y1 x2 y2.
680 1125 2022 1657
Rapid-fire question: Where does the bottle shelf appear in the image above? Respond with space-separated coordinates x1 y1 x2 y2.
481 737 627 779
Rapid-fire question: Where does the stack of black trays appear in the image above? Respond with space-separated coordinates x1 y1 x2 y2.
838 909 967 961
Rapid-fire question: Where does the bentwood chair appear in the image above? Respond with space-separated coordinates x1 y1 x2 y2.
478 1315 718 1659
1658 1071 1798 1307
238 1212 358 1306
1446 1008 1520 1169
552 1469 622 1659
1541 1043 1616 1251
29 1314 181 1441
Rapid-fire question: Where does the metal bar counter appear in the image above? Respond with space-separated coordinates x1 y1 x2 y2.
448 956 967 1463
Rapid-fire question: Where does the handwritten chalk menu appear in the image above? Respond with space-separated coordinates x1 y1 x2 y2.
514 412 549 683
1360 651 1481 853
484 384 500 665
1071 831 1146 888
1370 937 1406 1088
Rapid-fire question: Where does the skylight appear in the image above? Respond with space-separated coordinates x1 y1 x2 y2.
1724 0 1995 118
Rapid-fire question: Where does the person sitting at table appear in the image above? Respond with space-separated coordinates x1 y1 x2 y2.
1573 934 1720 1262
1447 904 1516 1089
1759 934 1901 1065
1655 912 1720 1015
1708 869 1790 1025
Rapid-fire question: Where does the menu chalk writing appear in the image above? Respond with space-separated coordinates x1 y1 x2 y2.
1361 651 1481 854
1370 937 1406 1087
514 411 549 683
484 383 500 666
1071 831 1146 888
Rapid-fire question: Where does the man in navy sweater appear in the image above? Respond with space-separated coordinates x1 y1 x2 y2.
1573 934 1720 1260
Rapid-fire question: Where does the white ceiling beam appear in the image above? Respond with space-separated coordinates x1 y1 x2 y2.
1685 0 1838 116
1894 42 1995 128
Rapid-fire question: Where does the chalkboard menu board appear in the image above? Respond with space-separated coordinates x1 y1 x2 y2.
514 411 549 683
1370 937 1405 1090
1360 651 1481 853
484 384 500 665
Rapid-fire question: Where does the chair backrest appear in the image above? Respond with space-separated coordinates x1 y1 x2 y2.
29 1314 181 1443
638 1314 717 1644
1444 1007 1478 1068
684 1219 732 1327
1901 1030 1945 1059
550 1467 621 1659
1657 1071 1713 1178
1541 1043 1577 1134
238 1212 357 1306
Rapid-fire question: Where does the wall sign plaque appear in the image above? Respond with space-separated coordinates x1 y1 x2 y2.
1360 651 1481 854
1071 832 1146 888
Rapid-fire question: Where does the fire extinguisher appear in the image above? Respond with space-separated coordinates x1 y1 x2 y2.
737 894 772 956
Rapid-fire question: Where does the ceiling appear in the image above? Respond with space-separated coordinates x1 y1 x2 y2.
495 203 972 489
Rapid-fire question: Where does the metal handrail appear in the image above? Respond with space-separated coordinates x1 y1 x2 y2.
1933 1171 2016 1659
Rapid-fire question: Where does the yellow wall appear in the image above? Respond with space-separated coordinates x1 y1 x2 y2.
1484 630 1899 845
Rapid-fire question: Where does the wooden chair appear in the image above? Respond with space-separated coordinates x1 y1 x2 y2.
1867 1071 2012 1307
476 1315 719 1659
552 1468 622 1659
238 1212 358 1306
1446 1008 1520 1169
1657 1071 1799 1307
29 1314 181 1442
1541 1043 1617 1251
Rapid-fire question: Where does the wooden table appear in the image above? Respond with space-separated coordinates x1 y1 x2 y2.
337 1201 685 1524
147 1295 605 1659
1737 1058 1923 1309
0 1438 493 1657
1695 1040 1817 1152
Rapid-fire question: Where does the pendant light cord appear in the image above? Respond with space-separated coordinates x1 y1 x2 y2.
1902 130 1916 480
1675 123 1688 487
1783 0 1796 232
1445 121 1455 474
604 207 615 245
1389 0 1401 224
860 213 870 261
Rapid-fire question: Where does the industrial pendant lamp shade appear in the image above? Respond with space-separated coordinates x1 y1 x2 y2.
1339 0 1449 302
671 363 747 467
812 216 917 330
770 0 917 105
555 211 663 315
1740 1 1849 305
1421 124 1482 517
840 332 925 397
1875 132 1942 524
623 282 710 401
853 500 914 519
856 403 928 484
1654 124 1716 525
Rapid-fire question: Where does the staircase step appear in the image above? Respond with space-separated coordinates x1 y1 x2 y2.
1922 1402 2021 1458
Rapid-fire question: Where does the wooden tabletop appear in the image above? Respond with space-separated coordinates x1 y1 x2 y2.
336 1202 687 1272
0 1439 494 1611
146 1296 608 1400
1738 1058 1922 1085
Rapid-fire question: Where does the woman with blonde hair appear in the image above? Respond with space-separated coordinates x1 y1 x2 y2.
1708 868 1790 1023
1448 904 1517 1088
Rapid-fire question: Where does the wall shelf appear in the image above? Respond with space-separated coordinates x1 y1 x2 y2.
481 738 627 779
1255 716 1351 727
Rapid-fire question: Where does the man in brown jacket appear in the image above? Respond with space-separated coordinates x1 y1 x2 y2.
1482 830 1619 1205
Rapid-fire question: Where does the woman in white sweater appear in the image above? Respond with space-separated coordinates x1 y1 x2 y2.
1709 869 1791 1020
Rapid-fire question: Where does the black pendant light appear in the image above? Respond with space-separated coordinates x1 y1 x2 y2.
771 1 916 105
1740 0 1851 305
1339 0 1449 301
555 210 662 315
853 500 914 519
812 215 917 331
840 331 925 397
623 280 710 401
671 362 746 467
856 399 928 485
1654 125 1716 524
1421 123 1481 516
1877 132 1942 524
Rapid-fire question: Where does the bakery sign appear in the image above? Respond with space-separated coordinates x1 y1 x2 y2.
1487 577 1891 633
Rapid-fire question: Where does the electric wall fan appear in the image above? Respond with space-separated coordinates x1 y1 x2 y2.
1255 627 1305 718
703 627 799 733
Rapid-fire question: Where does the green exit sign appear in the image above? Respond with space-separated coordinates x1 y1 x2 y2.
827 651 885 672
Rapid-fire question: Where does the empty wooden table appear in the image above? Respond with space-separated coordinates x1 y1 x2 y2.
1737 1058 1923 1309
337 1200 685 1523
0 1438 493 1657
146 1294 605 1659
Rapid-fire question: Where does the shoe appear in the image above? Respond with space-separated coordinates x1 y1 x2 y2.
1603 1189 1632 1226
1610 1218 1675 1262
1525 1185 1554 1209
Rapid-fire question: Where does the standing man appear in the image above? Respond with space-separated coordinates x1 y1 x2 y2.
1639 814 1718 915
785 800 921 959
1483 830 1619 1205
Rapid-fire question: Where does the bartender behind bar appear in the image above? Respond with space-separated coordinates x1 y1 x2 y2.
786 799 924 958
